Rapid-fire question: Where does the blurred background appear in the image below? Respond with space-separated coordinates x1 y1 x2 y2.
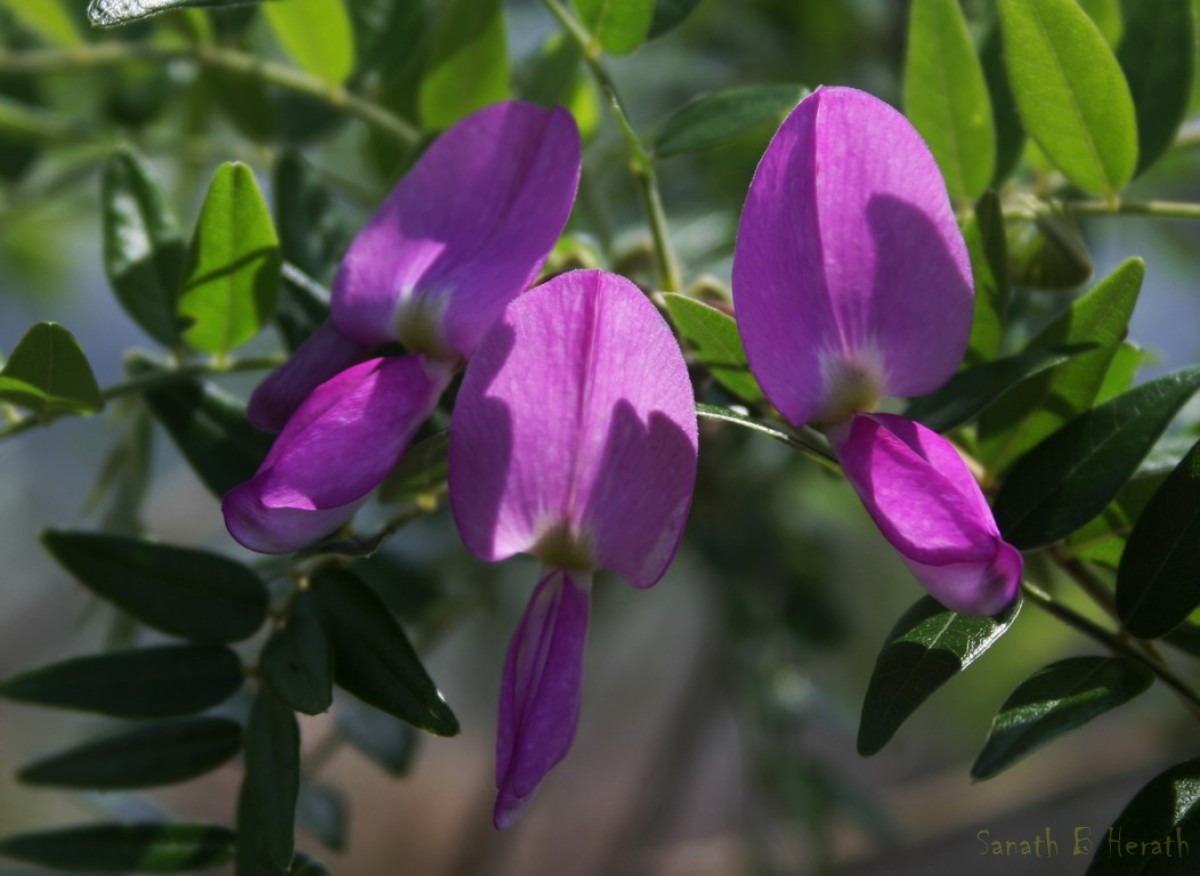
2 0 1200 873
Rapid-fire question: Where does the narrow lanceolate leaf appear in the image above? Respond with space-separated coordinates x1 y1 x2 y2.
261 590 332 715
238 691 299 872
664 294 763 403
858 596 1021 756
980 20 1026 185
178 163 281 355
1080 0 1123 45
997 0 1139 194
18 717 242 789
654 85 808 158
102 146 186 348
963 191 1009 366
971 657 1153 779
41 530 268 644
0 645 243 717
1063 471 1165 569
313 568 459 736
1085 758 1200 876
264 0 356 85
274 151 348 284
904 0 995 201
978 258 1143 474
89 0 256 28
994 366 1200 549
0 323 102 417
0 823 234 872
1117 439 1200 638
419 0 509 130
336 695 417 776
1117 0 1196 175
0 0 80 45
574 0 654 55
649 0 701 38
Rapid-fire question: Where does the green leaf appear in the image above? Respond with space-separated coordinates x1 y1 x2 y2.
237 691 299 872
520 32 584 109
273 151 347 285
351 550 445 622
994 366 1200 548
419 0 508 130
664 294 762 403
1063 471 1166 568
203 67 277 143
377 430 449 504
906 345 1084 433
291 850 333 876
1005 206 1093 291
276 263 332 352
41 530 268 645
0 323 102 417
972 656 1153 780
1085 757 1200 875
1117 439 1200 638
654 85 807 158
336 695 417 776
264 0 356 85
574 0 654 55
0 823 234 872
0 645 243 717
295 781 346 851
1080 0 1122 44
1095 341 1143 405
858 596 1021 756
261 590 332 715
0 0 80 45
997 0 1139 194
348 0 428 82
648 0 702 38
963 191 1009 367
178 163 281 355
18 717 242 790
102 146 186 347
1117 0 1196 175
980 19 1026 185
978 258 1143 474
904 0 995 201
313 568 459 736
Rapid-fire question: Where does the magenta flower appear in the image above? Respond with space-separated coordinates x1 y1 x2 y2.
733 86 1021 615
449 269 698 827
223 101 582 553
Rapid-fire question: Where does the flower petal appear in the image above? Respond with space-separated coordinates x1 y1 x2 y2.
832 412 1021 615
495 568 590 830
246 321 372 432
449 269 698 588
223 355 451 553
733 86 973 426
332 101 581 358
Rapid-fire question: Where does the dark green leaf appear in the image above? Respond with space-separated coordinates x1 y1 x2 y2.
179 163 281 355
261 590 332 715
276 262 332 351
0 323 102 417
295 781 346 851
858 596 1021 756
419 0 508 129
102 145 186 347
41 530 268 644
520 32 584 109
351 550 444 622
1117 439 1200 638
348 0 428 82
1085 757 1200 875
0 823 234 872
291 850 333 876
1063 471 1166 568
237 691 299 872
1117 0 1196 175
994 367 1200 548
574 0 654 55
203 67 277 143
1164 623 1200 659
273 151 347 285
648 0 701 38
378 430 449 504
263 0 356 85
664 294 762 403
0 644 243 717
336 695 417 776
997 0 1139 193
971 656 1153 779
18 717 242 789
1005 206 1093 291
89 0 256 28
905 0 995 201
980 18 1026 185
963 191 1009 367
313 568 459 736
655 85 807 158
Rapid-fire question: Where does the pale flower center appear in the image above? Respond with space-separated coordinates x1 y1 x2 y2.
531 520 596 571
392 288 457 361
814 349 884 425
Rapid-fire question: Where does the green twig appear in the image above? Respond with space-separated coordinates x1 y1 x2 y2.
1008 197 1200 222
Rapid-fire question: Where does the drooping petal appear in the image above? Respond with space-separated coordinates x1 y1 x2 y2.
832 412 1021 615
332 101 582 358
733 86 973 426
449 269 698 589
246 321 373 432
494 568 591 829
223 355 451 553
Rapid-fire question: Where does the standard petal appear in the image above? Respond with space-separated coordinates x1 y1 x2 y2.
449 269 698 588
332 101 581 358
495 568 590 830
833 413 1021 615
733 86 973 426
246 321 372 432
223 355 451 553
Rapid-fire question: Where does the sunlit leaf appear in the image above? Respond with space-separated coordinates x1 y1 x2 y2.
263 0 356 85
0 323 102 418
664 294 762 403
0 0 80 45
574 0 654 55
419 0 508 129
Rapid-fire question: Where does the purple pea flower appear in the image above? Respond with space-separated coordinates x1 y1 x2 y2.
223 101 582 553
449 269 698 827
733 86 1021 615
